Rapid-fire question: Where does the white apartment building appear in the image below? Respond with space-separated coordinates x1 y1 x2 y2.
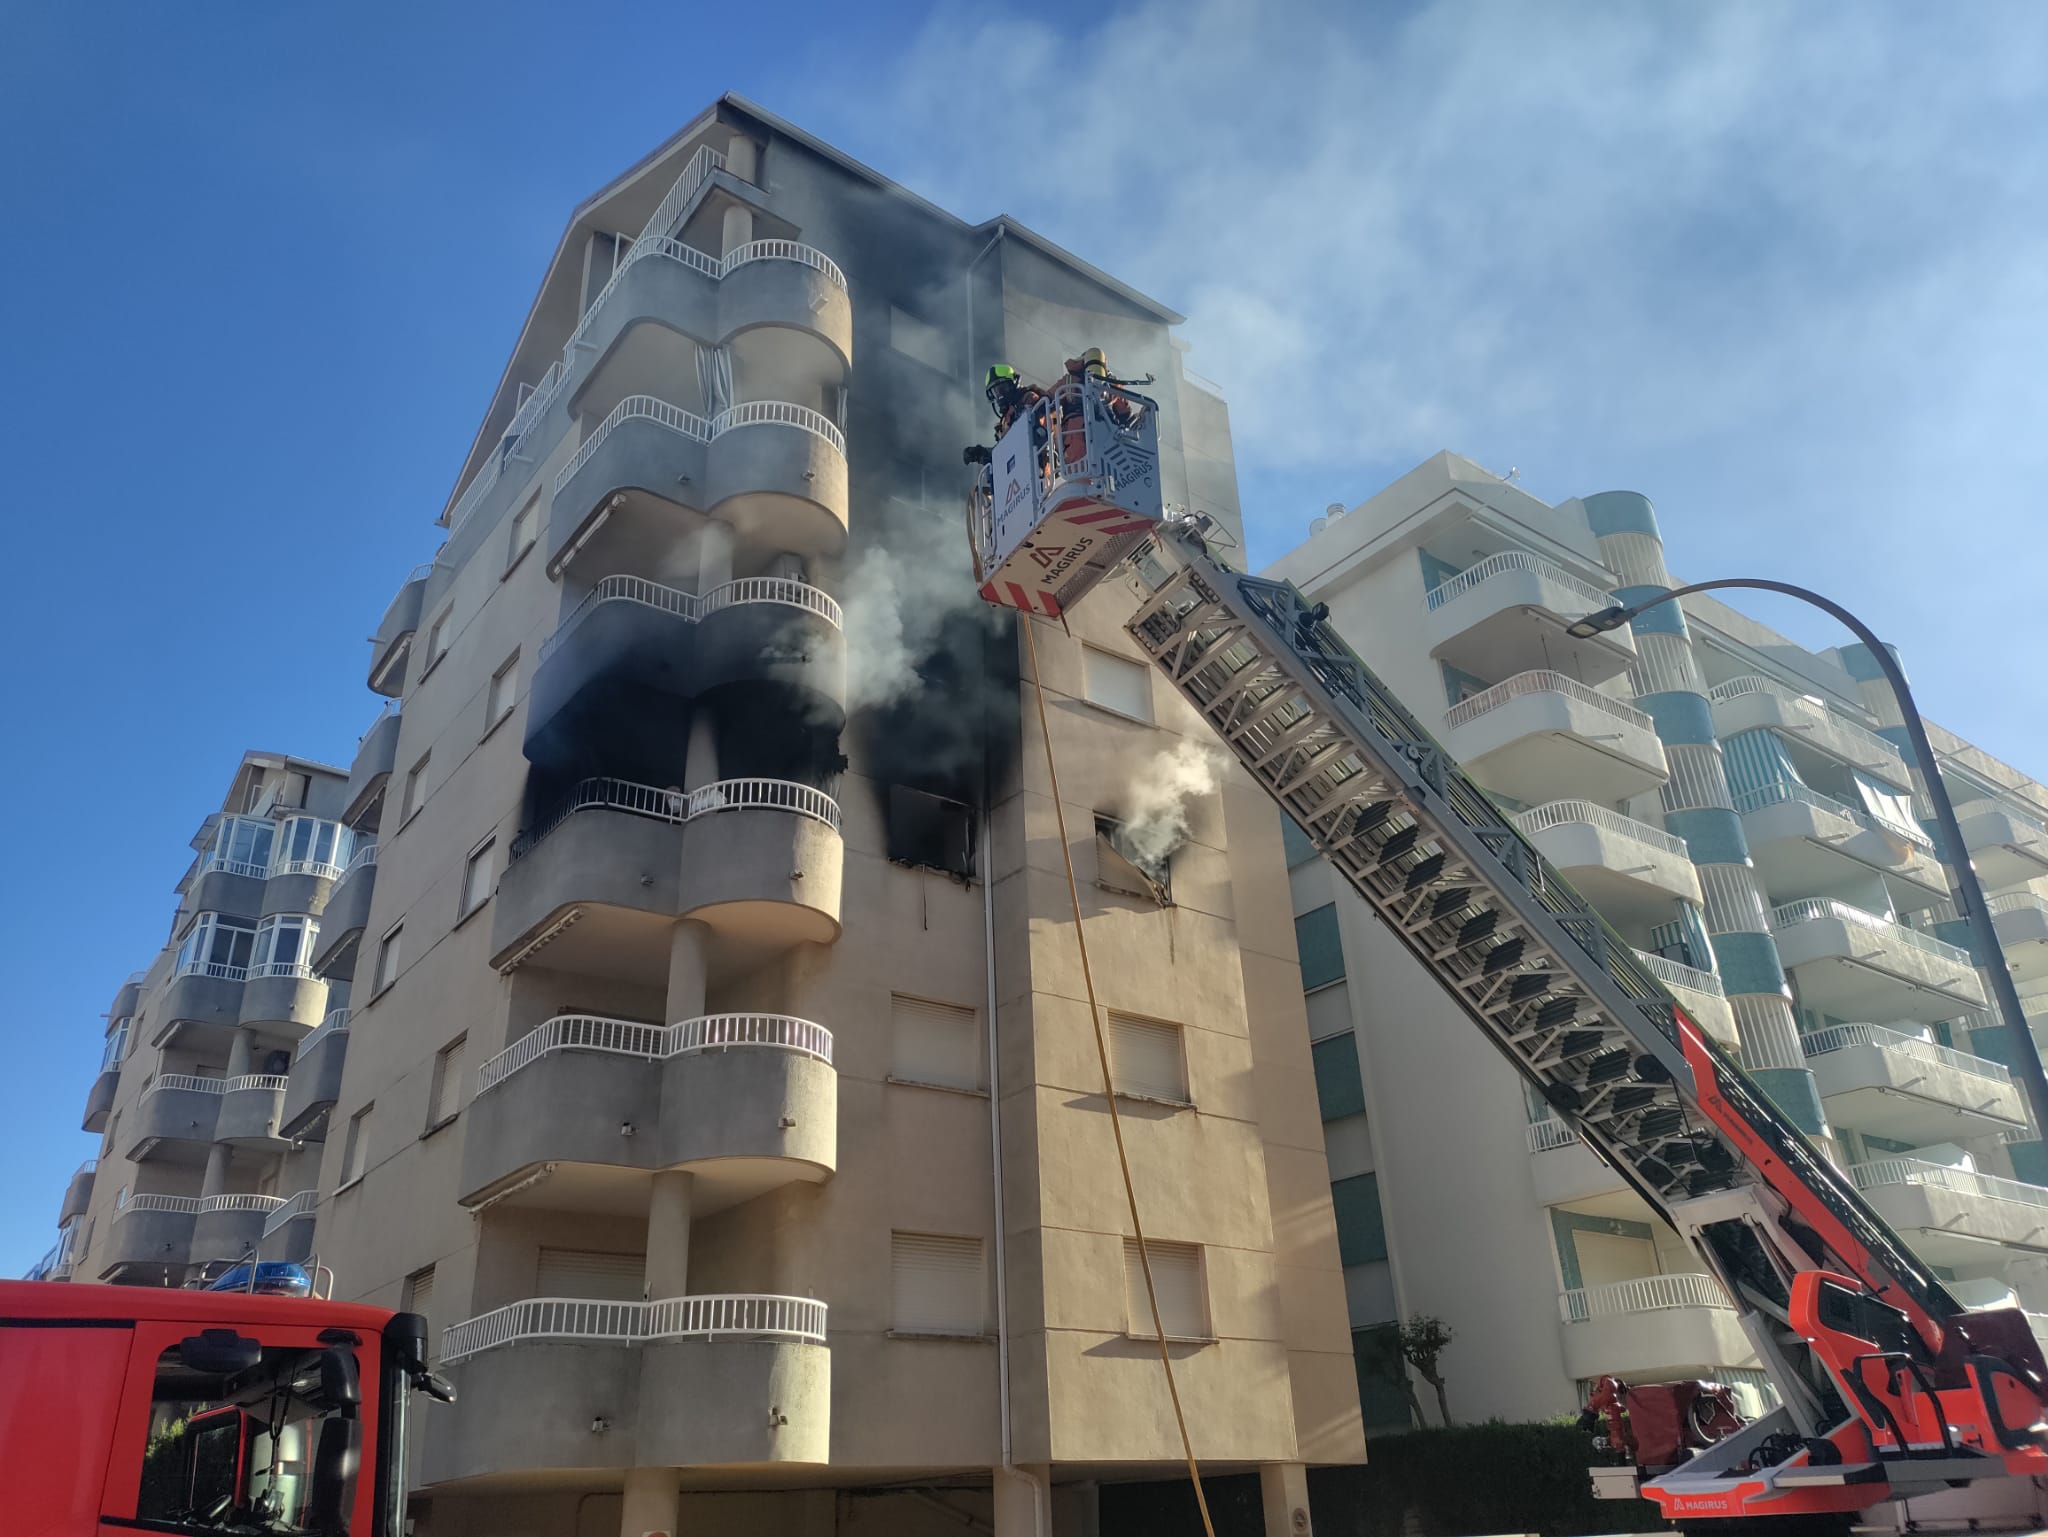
1268 453 2048 1425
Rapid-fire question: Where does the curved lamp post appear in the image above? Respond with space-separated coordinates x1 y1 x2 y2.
1569 578 2048 1141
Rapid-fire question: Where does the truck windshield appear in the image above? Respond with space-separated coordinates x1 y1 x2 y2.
134 1339 354 1535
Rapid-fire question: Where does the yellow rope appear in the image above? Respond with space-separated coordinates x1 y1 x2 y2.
1021 614 1217 1537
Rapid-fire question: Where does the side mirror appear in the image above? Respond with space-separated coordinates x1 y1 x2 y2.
305 1416 361 1535
178 1329 262 1376
317 1345 361 1410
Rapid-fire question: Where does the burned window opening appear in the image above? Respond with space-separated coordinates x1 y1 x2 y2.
887 785 976 881
1096 814 1173 905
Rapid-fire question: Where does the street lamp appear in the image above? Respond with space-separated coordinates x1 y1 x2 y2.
1570 577 2048 1142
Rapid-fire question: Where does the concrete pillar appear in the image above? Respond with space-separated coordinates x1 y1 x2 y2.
200 1142 231 1200
993 1464 1051 1537
684 708 721 795
618 1465 680 1537
666 920 712 1022
720 202 754 259
724 134 760 186
1260 1461 1312 1537
697 519 735 594
644 1170 695 1301
226 1029 254 1077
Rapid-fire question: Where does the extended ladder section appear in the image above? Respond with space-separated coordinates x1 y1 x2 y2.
1121 527 2048 1519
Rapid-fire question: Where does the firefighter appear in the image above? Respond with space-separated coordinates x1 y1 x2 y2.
984 364 1043 438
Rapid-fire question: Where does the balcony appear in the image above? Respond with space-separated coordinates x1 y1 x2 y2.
188 857 268 922
1527 1117 1627 1206
239 961 328 1043
1708 676 1911 783
311 846 376 980
129 1075 225 1163
1991 893 2048 986
155 961 247 1053
524 575 845 777
368 563 432 696
281 1009 350 1140
1852 1158 2048 1265
1802 1024 2026 1143
678 779 844 946
343 709 402 828
59 1160 96 1224
1769 899 1985 1021
192 1194 288 1270
461 1012 835 1210
101 1195 200 1281
261 1191 318 1263
1955 800 2048 892
1733 781 1948 905
1633 950 1738 1048
107 975 144 1022
1514 801 1698 922
424 1295 829 1482
1425 552 1635 686
1443 672 1667 806
1556 1273 1755 1381
82 1067 118 1133
216 1074 289 1147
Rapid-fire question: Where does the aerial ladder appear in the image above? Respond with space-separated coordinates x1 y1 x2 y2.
970 369 2048 1533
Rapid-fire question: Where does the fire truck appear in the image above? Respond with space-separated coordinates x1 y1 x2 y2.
2 1278 450 1536
970 369 2048 1534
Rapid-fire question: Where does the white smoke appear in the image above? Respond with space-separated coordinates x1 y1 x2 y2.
1116 739 1227 873
839 541 982 711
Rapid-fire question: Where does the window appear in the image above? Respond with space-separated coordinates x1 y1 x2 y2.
176 913 258 978
402 1264 435 1323
1295 904 1344 991
274 817 352 878
1096 815 1170 902
460 840 497 917
887 304 949 373
890 1232 985 1336
115 1185 130 1209
1122 1239 1207 1340
422 607 452 673
885 785 976 878
1332 1173 1388 1265
506 493 540 571
205 816 276 878
1108 1012 1189 1104
400 753 429 823
485 653 519 729
103 1019 131 1069
426 1036 467 1129
372 925 402 994
104 1113 121 1158
535 1248 645 1300
250 914 320 978
1311 1033 1366 1121
338 1105 371 1186
891 995 983 1091
1081 646 1152 721
1352 1323 1412 1429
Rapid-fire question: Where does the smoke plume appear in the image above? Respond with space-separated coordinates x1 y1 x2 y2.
1116 739 1227 873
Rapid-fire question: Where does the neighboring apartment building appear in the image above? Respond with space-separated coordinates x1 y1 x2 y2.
40 96 1363 1537
1268 452 2048 1425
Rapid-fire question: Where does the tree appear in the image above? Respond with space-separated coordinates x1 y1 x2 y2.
1400 1314 1455 1427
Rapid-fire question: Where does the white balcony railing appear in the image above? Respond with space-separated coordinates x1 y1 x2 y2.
341 842 378 879
75 1158 99 1177
1990 892 2048 920
1707 675 1910 777
685 777 841 828
720 237 849 290
126 1193 204 1215
263 1190 320 1234
1444 670 1654 733
1425 550 1615 614
247 961 320 983
198 1193 287 1216
556 395 711 491
300 1009 351 1055
200 856 271 880
223 1074 291 1096
1769 899 1974 967
1852 1157 2048 1211
540 573 842 664
475 1010 835 1096
148 1075 228 1098
1802 1023 2013 1085
709 399 848 458
1958 798 2048 840
1527 1116 1579 1153
511 775 841 861
1731 780 1933 851
1560 1272 1732 1323
440 1292 828 1364
174 959 248 984
1514 800 1690 858
1631 949 1725 997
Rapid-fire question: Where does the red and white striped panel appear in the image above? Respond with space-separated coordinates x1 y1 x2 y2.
978 580 1062 617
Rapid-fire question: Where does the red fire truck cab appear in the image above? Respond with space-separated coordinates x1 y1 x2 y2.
3 1279 449 1537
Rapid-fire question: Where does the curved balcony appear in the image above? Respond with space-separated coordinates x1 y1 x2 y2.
460 1012 836 1209
1853 1158 2048 1264
1708 676 1911 784
312 847 377 980
82 1067 118 1133
59 1160 97 1224
1556 1273 1753 1381
368 563 432 697
1769 899 1984 1021
239 963 328 1042
524 574 845 775
1443 671 1667 806
1803 1023 2025 1143
107 976 144 1022
129 1076 225 1163
281 1010 350 1140
192 1194 287 1268
1632 949 1737 1048
704 402 848 554
216 1074 289 1146
1991 893 2048 985
1955 800 2048 893
1513 801 1698 922
102 1195 200 1281
344 708 402 827
1426 552 1635 686
188 860 267 921
678 780 843 945
1733 781 1947 905
261 1190 318 1263
425 1295 829 1482
261 870 337 922
154 963 246 1052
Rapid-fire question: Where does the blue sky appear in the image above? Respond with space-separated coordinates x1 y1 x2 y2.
3 1 2044 1274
